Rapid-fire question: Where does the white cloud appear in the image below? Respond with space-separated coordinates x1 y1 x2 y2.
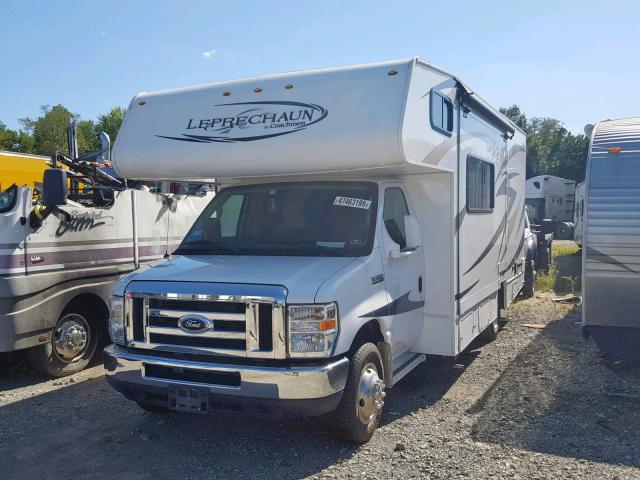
202 49 217 59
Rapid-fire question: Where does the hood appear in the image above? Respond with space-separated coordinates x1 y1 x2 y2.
118 254 357 303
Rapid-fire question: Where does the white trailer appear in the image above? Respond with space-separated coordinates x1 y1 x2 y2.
0 169 211 376
574 180 585 247
582 117 640 358
102 58 527 443
525 175 575 238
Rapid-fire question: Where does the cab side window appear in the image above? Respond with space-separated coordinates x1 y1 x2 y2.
383 188 409 249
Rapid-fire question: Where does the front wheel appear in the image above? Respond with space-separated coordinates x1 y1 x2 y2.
28 302 99 377
330 343 386 444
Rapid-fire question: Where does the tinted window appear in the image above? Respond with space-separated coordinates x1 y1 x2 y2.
0 185 18 213
383 188 410 249
177 182 378 257
467 156 494 212
430 91 454 136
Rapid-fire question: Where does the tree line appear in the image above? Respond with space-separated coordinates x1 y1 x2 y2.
0 105 125 158
1 103 589 182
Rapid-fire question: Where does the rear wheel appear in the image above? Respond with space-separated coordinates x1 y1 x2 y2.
523 259 536 297
28 302 100 377
330 343 386 444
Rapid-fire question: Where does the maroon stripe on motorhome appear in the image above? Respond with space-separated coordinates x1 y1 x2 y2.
0 244 180 270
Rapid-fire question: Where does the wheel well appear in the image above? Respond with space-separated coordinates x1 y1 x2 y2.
349 319 385 355
63 294 109 342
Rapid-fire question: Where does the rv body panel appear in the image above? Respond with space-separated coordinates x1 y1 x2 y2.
525 175 576 223
582 117 640 357
0 187 211 352
105 59 527 422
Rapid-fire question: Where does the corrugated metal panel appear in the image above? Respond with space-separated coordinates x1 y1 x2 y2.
584 117 640 329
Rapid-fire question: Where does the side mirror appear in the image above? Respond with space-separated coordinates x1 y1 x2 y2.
42 169 68 207
99 131 111 163
384 219 406 250
404 215 421 250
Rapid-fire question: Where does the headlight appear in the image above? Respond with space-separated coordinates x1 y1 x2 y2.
288 302 338 357
109 296 125 346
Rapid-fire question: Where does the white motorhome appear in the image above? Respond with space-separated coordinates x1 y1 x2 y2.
582 117 640 358
573 180 585 247
104 58 527 443
0 154 211 376
525 175 575 238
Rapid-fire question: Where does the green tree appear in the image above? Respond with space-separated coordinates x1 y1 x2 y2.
96 107 125 143
500 105 589 182
0 122 34 153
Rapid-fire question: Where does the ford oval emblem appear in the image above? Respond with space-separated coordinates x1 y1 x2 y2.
177 314 213 333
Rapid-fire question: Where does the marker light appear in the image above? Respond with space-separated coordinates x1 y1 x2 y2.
608 147 621 153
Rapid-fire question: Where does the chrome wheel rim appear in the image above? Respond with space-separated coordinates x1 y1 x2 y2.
53 314 90 363
356 362 386 428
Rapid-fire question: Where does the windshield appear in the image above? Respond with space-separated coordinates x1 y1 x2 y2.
175 181 378 257
0 185 18 214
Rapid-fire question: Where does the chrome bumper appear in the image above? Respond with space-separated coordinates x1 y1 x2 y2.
104 344 349 401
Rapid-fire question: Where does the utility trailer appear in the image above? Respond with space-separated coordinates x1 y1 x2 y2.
582 117 640 358
525 175 576 239
0 130 212 376
101 58 527 443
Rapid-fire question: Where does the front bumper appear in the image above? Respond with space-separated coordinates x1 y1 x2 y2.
104 344 349 417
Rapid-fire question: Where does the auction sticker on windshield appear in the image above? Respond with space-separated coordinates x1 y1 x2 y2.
333 197 372 209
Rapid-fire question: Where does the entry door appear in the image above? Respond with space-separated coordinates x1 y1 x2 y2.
380 184 425 358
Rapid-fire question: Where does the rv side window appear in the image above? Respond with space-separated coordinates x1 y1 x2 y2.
0 184 18 214
466 156 494 213
383 188 409 249
430 91 454 136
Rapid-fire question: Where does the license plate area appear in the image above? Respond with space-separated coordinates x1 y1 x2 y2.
168 385 209 413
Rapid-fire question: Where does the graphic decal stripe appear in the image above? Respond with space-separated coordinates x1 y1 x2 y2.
359 292 424 318
586 247 638 275
455 280 480 301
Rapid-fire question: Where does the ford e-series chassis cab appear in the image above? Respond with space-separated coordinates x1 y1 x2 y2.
104 58 527 443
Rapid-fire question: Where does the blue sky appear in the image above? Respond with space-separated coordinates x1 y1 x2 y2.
1 0 639 134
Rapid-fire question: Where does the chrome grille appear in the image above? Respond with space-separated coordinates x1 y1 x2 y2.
124 281 287 359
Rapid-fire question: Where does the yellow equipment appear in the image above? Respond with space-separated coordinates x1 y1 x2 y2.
0 150 52 191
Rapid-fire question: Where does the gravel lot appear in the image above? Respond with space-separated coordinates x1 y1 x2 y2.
1 293 639 480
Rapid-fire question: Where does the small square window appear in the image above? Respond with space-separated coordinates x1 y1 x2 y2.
467 156 494 213
430 91 454 136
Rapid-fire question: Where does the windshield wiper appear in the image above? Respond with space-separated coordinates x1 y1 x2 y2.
175 239 240 254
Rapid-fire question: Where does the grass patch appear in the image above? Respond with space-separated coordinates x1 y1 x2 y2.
535 243 582 293
536 264 558 292
553 244 580 258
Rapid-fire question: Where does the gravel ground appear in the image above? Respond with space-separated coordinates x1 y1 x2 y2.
1 294 639 480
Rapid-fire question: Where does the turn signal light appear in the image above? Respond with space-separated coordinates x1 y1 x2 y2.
318 319 337 331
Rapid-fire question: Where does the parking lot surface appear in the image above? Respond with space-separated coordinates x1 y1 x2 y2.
1 294 639 480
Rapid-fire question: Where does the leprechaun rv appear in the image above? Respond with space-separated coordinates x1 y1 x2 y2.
103 58 527 443
0 131 212 376
582 117 640 358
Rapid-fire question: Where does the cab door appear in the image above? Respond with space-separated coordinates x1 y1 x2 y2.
379 183 425 358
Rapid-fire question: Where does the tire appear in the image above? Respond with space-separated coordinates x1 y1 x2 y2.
481 316 500 341
28 302 100 377
330 343 386 444
136 401 172 414
523 259 536 298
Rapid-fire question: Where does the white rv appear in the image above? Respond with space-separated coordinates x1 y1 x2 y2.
103 58 527 443
525 175 575 239
582 117 640 358
0 160 211 376
573 180 585 247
